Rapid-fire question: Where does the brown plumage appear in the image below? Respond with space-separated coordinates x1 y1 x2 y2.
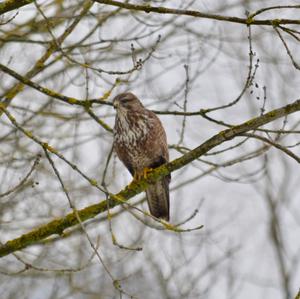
113 92 170 221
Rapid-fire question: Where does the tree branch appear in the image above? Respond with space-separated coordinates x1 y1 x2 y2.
0 98 299 257
0 62 112 108
0 0 33 16
95 0 300 26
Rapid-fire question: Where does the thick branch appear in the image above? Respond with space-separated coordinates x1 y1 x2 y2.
95 0 300 26
164 99 300 174
0 0 33 16
0 62 110 108
0 98 299 257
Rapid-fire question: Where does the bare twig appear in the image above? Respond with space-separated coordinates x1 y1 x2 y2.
0 154 41 198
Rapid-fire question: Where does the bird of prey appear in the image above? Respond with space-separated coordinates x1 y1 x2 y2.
113 92 170 221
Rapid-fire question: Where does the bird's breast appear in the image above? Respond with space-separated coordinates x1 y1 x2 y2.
114 113 151 147
114 112 155 169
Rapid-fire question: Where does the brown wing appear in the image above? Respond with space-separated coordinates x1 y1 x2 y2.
144 110 170 220
145 110 169 164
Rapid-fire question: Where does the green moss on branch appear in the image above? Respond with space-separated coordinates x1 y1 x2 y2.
0 99 299 258
0 0 34 16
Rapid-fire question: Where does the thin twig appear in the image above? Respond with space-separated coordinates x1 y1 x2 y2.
0 154 41 198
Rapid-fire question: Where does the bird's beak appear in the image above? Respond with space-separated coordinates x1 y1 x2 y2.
113 100 119 109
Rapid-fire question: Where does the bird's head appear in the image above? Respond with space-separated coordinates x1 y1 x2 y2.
113 92 144 113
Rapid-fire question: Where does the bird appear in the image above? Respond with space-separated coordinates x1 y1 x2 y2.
113 92 170 221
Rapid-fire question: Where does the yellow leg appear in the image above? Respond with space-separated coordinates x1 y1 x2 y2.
133 167 152 181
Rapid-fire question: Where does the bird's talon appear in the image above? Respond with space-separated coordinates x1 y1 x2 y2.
143 167 152 179
134 168 152 181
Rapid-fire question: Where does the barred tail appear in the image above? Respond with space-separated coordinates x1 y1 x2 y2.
145 176 170 221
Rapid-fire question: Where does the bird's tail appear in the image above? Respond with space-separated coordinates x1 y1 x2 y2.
145 176 170 221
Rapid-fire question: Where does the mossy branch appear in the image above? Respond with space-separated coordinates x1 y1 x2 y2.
0 62 113 109
0 98 299 258
0 0 33 16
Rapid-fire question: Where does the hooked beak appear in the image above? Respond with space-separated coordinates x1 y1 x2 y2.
113 100 119 109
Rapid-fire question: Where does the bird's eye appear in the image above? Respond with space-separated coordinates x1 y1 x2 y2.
122 98 132 104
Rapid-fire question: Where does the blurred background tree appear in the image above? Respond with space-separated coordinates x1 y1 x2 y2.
0 1 300 298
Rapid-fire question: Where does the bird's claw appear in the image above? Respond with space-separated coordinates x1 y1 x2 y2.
133 167 152 181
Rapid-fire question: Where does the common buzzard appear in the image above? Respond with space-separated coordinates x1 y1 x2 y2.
113 92 170 221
